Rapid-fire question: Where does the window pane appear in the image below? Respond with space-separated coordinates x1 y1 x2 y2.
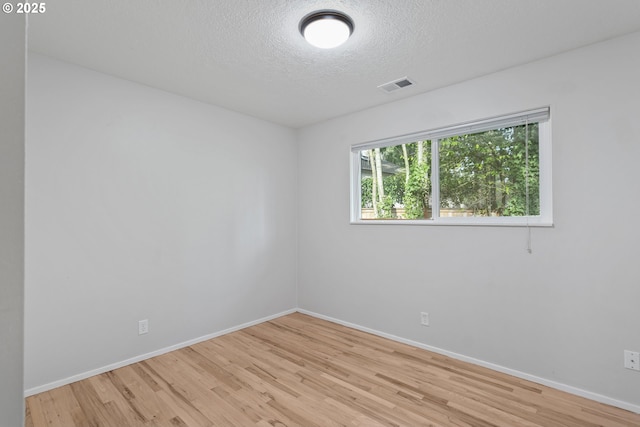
438 124 539 217
360 141 432 220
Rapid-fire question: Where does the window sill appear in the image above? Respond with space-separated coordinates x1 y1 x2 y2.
350 218 553 227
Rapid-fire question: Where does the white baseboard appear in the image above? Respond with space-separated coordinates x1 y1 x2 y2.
24 307 640 415
24 308 297 397
297 309 640 415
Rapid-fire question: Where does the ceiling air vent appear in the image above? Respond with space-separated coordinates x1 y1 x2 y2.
378 77 415 93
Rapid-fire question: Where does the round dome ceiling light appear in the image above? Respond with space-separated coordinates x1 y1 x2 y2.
300 10 354 49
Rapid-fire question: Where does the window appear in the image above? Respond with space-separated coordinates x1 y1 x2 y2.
350 108 552 226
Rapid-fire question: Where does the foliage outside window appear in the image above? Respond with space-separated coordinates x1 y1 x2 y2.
351 108 552 226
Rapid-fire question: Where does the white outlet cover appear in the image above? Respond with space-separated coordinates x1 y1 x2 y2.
138 319 149 335
420 312 429 326
624 350 639 371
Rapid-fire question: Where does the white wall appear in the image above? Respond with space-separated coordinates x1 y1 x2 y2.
298 32 640 408
0 13 25 427
25 54 298 391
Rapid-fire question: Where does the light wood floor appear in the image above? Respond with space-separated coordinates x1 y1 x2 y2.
26 313 640 426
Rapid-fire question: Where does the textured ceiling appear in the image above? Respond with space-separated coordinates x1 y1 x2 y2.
28 0 640 128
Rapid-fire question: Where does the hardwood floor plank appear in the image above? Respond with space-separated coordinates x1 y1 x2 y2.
154 389 213 427
25 392 48 427
581 406 640 427
140 360 215 426
24 398 34 427
69 380 127 427
49 384 90 427
106 365 174 425
39 391 77 427
26 313 640 426
169 415 189 427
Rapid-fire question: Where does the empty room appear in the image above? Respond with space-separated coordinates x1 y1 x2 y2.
2 0 640 426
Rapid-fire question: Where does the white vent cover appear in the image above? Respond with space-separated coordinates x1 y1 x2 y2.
378 76 416 93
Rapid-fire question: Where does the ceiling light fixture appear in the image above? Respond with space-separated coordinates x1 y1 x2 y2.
299 10 354 49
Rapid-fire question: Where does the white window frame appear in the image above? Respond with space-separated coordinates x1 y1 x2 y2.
350 107 553 226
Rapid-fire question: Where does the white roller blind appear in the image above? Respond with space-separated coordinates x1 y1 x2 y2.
352 107 550 152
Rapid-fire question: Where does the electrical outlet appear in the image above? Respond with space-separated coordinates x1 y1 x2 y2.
138 319 149 335
624 350 639 371
420 312 429 326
